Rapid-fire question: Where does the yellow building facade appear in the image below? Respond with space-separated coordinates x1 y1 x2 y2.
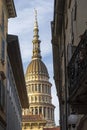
22 10 55 130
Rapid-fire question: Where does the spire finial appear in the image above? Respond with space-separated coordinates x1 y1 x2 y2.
34 8 37 21
34 8 38 29
32 9 42 60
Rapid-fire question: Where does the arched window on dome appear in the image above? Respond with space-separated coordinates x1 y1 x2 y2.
31 107 34 115
35 96 37 102
47 85 49 94
48 86 49 94
46 85 47 94
31 96 33 102
42 84 44 93
47 86 49 94
38 84 41 92
35 107 38 114
51 108 52 120
45 97 47 103
35 84 37 92
50 87 51 95
39 96 41 102
42 96 44 102
44 107 46 118
39 107 42 114
40 84 42 93
32 84 34 92
48 107 50 119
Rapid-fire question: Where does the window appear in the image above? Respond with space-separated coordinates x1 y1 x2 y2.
44 107 46 118
1 39 5 64
38 84 41 92
35 96 37 102
35 84 37 92
31 96 33 102
46 97 47 103
31 84 34 92
1 10 4 34
0 75 5 109
39 96 41 102
31 108 34 115
42 96 44 102
35 107 38 114
39 107 42 114
71 10 74 44
74 0 77 21
42 85 44 93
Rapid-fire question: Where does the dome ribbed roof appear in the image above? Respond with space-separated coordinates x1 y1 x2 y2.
26 59 49 77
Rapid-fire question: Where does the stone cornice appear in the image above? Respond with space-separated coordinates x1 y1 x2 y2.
6 0 17 18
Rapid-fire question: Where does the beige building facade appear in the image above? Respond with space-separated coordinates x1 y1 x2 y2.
7 35 29 130
51 0 87 130
0 0 16 129
22 10 55 130
0 0 29 130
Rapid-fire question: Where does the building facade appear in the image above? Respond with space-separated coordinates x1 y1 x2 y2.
22 10 55 130
7 35 29 130
0 0 29 130
0 0 16 129
51 0 87 130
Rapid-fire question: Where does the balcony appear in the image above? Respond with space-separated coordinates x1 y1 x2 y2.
68 30 87 114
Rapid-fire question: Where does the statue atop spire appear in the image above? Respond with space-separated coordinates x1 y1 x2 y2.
32 9 42 60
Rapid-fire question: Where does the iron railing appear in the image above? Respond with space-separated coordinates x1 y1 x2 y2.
68 30 87 95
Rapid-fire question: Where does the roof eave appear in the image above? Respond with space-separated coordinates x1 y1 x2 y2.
7 34 29 108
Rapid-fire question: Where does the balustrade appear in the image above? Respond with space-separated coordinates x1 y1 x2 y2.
68 30 87 94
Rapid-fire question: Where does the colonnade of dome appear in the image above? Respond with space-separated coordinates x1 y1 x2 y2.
24 59 55 126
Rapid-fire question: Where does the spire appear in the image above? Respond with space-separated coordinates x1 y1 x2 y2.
32 9 42 60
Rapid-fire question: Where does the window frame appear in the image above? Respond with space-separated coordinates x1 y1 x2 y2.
0 75 5 110
1 39 5 64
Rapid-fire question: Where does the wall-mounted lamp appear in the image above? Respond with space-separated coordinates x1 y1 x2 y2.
68 113 78 129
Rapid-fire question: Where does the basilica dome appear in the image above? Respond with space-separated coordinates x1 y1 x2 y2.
26 59 49 77
22 10 55 128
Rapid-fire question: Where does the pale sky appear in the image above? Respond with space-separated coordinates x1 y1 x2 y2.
8 0 59 126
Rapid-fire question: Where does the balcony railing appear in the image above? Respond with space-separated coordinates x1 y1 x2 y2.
68 30 87 95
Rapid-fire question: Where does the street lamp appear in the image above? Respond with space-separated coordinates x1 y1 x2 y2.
68 114 78 130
